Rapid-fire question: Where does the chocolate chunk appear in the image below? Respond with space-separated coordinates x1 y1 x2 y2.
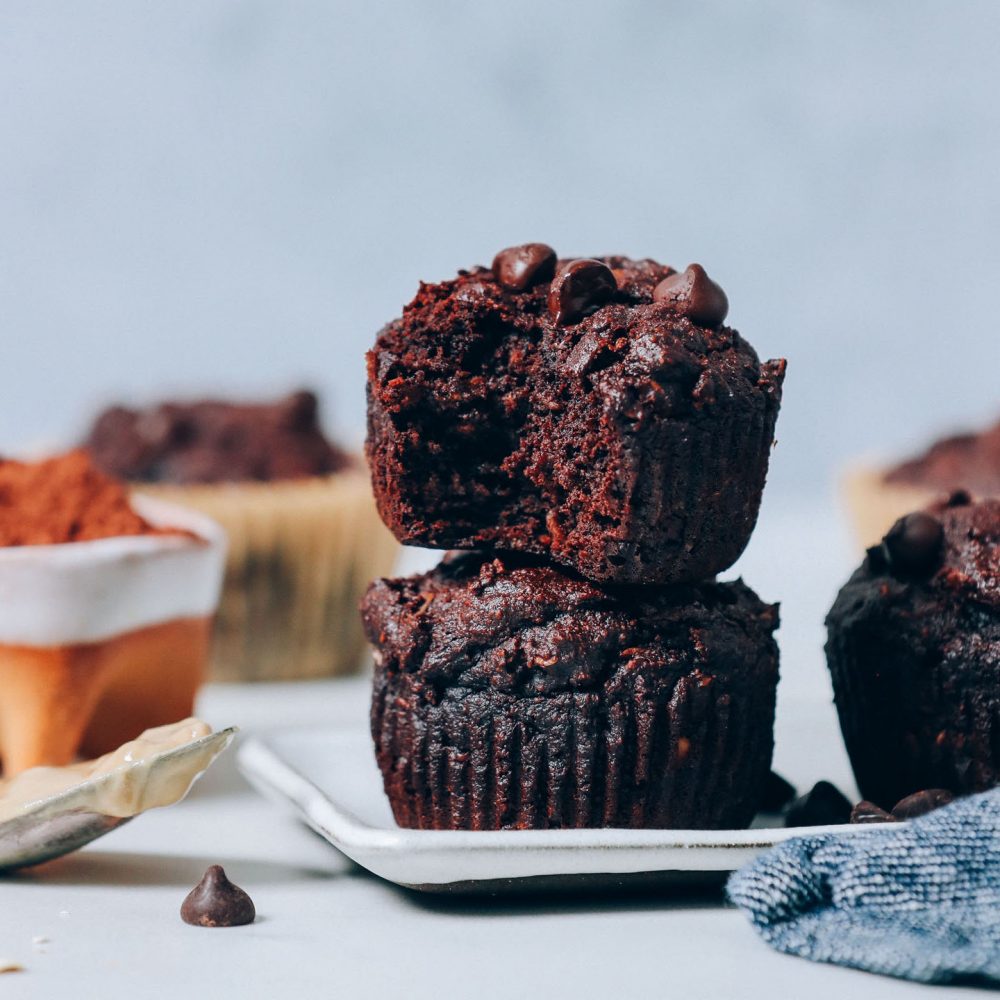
785 781 852 827
864 543 889 573
181 865 256 927
944 489 973 508
850 800 897 824
547 259 617 325
492 243 557 292
891 788 955 820
881 512 944 577
760 771 796 812
652 264 728 327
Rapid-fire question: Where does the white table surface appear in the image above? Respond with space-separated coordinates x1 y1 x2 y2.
0 503 993 999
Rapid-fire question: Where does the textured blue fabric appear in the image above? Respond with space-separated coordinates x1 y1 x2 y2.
727 789 1000 986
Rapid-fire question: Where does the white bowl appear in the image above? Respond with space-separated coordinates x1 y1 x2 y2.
0 495 227 646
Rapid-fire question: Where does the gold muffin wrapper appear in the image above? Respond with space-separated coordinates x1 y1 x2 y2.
139 471 399 682
842 467 941 552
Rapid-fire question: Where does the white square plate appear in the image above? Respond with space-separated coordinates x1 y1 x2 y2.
237 727 875 893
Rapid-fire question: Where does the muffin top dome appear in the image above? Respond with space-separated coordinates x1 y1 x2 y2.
84 390 349 485
857 493 999 612
362 551 778 696
375 249 784 428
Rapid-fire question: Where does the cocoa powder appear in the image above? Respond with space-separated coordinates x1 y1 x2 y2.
0 450 184 547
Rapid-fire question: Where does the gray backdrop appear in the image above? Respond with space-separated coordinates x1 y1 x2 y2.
2 0 998 499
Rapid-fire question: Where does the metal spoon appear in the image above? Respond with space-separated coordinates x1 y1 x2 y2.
0 727 236 871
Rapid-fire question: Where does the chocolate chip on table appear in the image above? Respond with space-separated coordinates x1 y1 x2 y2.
880 512 944 577
492 243 557 291
891 788 955 820
850 800 897 824
547 259 618 325
760 770 797 812
181 865 256 927
785 781 853 828
652 263 729 327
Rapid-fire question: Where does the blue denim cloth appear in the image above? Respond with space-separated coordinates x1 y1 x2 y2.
727 789 1000 986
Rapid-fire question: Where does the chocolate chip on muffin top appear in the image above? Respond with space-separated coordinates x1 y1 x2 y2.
866 493 999 607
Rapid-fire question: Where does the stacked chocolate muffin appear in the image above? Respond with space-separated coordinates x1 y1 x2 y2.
362 245 786 830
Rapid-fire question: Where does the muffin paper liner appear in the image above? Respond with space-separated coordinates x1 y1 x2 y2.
629 391 778 583
141 471 399 681
842 467 941 552
371 660 777 831
828 617 1000 806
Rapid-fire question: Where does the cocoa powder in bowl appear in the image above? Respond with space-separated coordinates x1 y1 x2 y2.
0 450 188 547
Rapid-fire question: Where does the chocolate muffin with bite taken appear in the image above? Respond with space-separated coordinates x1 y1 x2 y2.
366 245 786 585
364 552 780 831
826 492 1000 806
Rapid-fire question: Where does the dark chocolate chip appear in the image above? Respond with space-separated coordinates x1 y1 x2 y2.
492 243 557 292
181 865 256 927
944 489 973 508
785 781 852 828
864 544 888 573
652 264 728 327
881 512 944 577
547 259 617 325
891 788 955 820
850 800 897 824
760 771 797 812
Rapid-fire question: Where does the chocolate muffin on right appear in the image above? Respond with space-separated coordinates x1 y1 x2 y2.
826 493 1000 806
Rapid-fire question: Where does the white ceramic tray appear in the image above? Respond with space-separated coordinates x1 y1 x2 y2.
237 727 877 893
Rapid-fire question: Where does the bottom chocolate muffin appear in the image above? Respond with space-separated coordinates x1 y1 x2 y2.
362 553 779 831
826 493 1000 807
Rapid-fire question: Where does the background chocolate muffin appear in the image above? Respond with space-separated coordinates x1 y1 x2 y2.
367 247 786 585
884 417 1000 498
844 413 1000 549
86 390 350 484
85 391 398 681
364 552 780 831
826 493 1000 806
